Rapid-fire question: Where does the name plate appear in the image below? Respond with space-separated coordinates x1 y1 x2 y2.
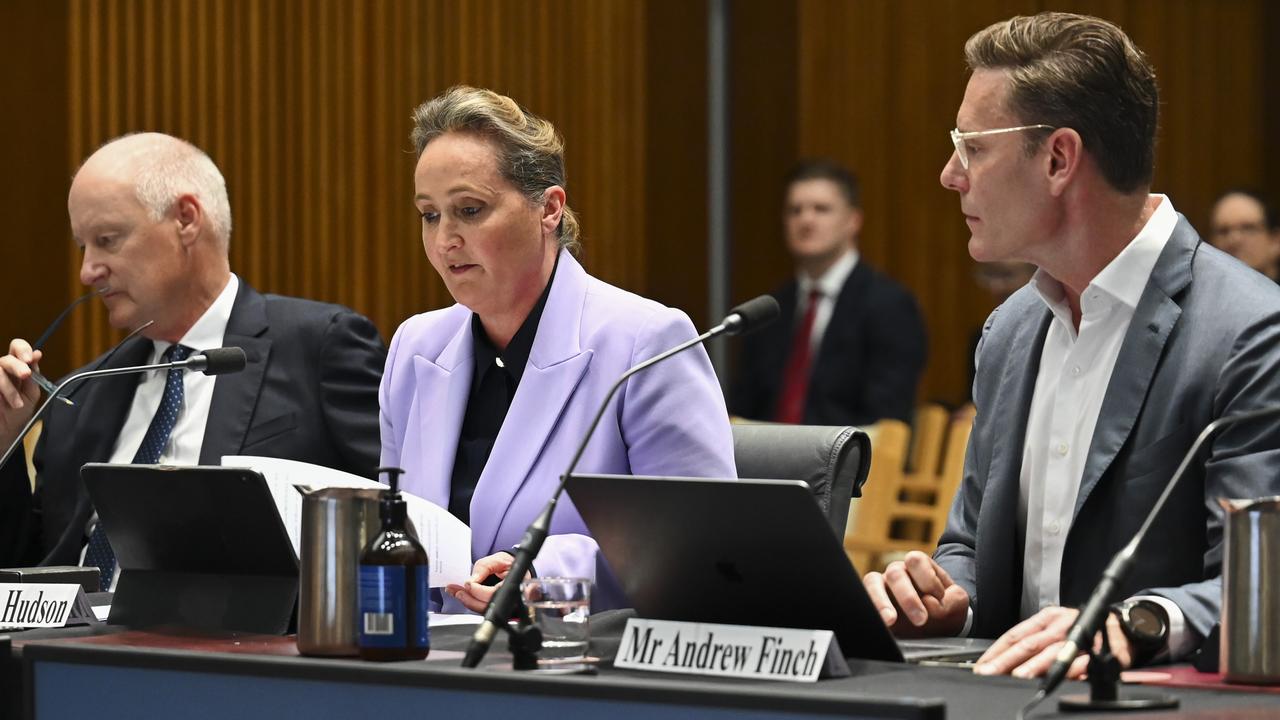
615 618 843 683
0 583 95 630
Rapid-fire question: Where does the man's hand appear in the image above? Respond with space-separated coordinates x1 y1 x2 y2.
0 339 43 452
446 551 529 614
974 606 1132 678
862 550 970 638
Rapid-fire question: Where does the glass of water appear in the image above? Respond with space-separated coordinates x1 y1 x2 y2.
521 577 591 665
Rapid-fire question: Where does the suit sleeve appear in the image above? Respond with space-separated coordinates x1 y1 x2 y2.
318 309 387 479
934 308 999 603
619 307 737 480
378 319 407 469
0 447 39 567
856 284 928 425
1143 311 1280 643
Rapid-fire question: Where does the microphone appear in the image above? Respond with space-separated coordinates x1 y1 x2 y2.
460 295 780 668
0 346 249 468
721 295 782 336
187 347 248 375
1029 403 1280 710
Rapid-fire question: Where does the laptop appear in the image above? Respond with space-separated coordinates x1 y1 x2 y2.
80 464 299 634
565 475 989 663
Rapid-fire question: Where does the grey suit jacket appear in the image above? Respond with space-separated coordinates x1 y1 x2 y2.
937 215 1280 645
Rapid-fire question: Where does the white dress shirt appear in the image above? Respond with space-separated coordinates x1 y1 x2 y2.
1017 196 1191 657
107 274 239 466
796 249 858 352
85 275 239 589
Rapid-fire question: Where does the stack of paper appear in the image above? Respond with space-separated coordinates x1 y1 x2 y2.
221 456 472 587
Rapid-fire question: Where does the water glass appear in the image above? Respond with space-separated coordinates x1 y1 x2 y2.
522 577 591 663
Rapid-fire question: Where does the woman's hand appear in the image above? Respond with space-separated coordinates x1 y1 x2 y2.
446 551 529 613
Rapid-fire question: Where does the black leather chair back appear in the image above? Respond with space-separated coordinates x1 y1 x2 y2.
731 424 870 536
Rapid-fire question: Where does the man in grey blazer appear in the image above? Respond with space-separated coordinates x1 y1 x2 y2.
863 12 1280 679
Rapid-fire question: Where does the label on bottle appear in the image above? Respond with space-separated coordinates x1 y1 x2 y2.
415 565 430 649
358 565 430 649
359 565 405 648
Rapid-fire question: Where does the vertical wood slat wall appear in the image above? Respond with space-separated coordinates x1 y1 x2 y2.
53 0 649 374
8 0 1277 406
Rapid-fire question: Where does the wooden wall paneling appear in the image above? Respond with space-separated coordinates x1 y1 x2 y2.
2 0 71 378
1266 1 1280 213
727 0 797 306
643 0 712 329
68 0 109 369
15 0 1276 404
721 0 798 385
43 0 656 371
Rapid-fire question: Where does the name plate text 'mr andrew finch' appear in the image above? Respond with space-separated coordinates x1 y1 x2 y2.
614 618 833 683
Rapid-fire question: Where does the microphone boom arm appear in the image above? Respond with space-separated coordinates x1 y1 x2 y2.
460 294 777 669
460 323 726 668
1037 403 1280 704
0 351 240 469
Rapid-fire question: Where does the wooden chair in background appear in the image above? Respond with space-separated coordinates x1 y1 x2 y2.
844 404 976 573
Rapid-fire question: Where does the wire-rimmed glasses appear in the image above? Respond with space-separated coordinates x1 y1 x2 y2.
24 291 103 404
949 124 1055 169
25 290 152 406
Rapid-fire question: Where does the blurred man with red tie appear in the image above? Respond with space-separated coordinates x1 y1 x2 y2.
732 160 927 426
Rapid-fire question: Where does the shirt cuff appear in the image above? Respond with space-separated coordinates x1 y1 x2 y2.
959 605 974 638
1132 594 1196 662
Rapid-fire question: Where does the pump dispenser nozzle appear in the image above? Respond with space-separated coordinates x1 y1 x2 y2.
378 466 404 498
375 466 408 525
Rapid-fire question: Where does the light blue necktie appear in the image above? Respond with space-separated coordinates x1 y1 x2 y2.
84 344 191 589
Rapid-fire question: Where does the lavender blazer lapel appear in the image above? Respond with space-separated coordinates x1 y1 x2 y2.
410 320 474 508
470 252 592 555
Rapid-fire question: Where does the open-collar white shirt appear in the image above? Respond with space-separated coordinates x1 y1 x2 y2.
1016 195 1191 657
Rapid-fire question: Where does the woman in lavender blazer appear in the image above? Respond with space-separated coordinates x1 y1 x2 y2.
380 86 736 612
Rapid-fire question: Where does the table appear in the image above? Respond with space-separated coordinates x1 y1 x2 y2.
7 622 1280 720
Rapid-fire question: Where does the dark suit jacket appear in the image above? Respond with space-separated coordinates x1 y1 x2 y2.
0 281 386 567
937 217 1280 643
731 261 928 426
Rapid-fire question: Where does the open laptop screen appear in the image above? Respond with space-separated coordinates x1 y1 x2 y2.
565 474 903 662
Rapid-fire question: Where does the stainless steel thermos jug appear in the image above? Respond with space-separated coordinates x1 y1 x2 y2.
296 487 384 656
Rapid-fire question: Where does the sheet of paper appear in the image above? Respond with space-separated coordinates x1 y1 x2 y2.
222 456 473 587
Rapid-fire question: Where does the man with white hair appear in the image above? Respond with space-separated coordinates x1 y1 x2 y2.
0 133 385 587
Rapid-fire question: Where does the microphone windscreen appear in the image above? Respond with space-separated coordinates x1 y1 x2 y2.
197 347 248 375
724 295 781 336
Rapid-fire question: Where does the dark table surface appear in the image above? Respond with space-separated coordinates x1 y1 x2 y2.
6 613 1280 720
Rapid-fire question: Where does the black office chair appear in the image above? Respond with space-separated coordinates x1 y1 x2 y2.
730 424 870 536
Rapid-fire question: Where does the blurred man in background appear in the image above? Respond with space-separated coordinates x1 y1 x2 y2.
732 159 927 427
1208 189 1280 282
